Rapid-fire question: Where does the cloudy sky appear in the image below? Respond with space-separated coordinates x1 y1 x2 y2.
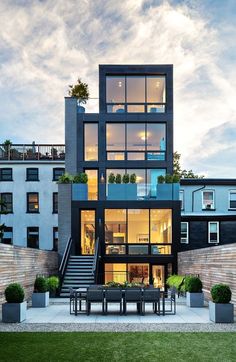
0 0 236 177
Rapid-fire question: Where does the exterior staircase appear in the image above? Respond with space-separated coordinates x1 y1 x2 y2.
60 255 95 297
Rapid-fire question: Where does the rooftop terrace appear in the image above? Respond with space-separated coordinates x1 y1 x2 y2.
0 144 65 162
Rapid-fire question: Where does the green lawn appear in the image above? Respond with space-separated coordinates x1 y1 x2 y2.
0 332 235 362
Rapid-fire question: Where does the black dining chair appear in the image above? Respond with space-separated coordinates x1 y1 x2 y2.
86 289 105 315
124 288 142 315
142 288 160 315
104 288 123 315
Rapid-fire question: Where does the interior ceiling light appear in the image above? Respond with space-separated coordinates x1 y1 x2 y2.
118 81 122 87
156 82 160 88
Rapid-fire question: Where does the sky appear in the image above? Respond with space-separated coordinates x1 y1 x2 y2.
0 0 236 177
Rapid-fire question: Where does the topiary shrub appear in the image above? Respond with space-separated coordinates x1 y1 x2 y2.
5 283 24 303
47 276 59 293
157 175 165 184
80 172 88 184
166 275 185 292
122 174 130 184
34 276 48 293
115 174 122 184
185 276 202 293
108 173 115 184
165 174 173 183
130 173 137 184
172 174 180 183
57 172 73 184
211 284 231 304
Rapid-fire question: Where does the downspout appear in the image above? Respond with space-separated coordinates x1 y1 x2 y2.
192 185 206 212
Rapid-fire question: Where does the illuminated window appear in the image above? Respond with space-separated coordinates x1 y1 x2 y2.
84 124 98 161
81 210 95 255
84 170 98 200
27 193 39 213
150 209 172 244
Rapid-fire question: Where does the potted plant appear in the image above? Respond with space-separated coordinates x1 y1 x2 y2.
156 174 180 200
107 173 137 200
2 283 26 323
185 276 204 307
68 78 89 113
32 276 49 308
57 172 73 184
130 173 137 184
47 276 60 298
209 284 234 323
72 172 88 200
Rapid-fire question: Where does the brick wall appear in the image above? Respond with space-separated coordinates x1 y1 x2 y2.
178 243 236 311
0 244 58 303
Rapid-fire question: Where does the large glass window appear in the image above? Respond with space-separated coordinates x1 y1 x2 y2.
126 76 145 103
84 124 98 161
106 76 125 103
104 263 149 285
105 264 127 284
127 124 145 151
106 75 166 113
147 76 166 103
81 210 95 255
150 210 172 244
106 124 125 150
128 209 149 243
84 169 98 200
105 209 126 255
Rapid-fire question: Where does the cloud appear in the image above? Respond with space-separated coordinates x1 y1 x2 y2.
0 0 235 176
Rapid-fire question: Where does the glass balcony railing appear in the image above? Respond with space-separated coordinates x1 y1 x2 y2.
0 144 65 161
105 243 172 255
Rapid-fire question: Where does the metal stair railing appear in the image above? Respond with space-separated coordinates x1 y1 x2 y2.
92 237 100 284
59 236 73 290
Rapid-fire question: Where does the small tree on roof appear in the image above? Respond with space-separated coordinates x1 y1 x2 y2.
68 78 89 105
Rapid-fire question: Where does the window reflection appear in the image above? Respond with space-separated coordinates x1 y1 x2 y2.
127 77 145 103
127 105 145 113
127 124 145 151
106 124 125 150
84 124 98 161
147 124 166 150
106 77 125 103
147 76 166 103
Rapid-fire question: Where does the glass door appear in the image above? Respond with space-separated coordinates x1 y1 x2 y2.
152 265 165 289
80 210 96 255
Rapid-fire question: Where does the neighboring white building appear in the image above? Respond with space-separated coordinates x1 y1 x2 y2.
0 144 65 250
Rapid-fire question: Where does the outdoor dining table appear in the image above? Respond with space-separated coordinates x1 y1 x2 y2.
74 287 164 316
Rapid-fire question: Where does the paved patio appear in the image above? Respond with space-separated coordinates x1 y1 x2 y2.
0 298 235 332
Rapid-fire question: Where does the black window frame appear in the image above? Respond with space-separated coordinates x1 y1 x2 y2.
0 168 13 181
27 227 39 249
53 227 58 251
2 226 13 244
27 192 39 213
53 168 65 182
0 193 13 213
53 192 58 214
26 168 39 182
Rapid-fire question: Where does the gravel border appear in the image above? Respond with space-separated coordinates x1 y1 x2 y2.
0 323 235 332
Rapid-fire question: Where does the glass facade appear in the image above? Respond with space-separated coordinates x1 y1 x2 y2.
85 170 98 200
106 75 166 113
81 210 95 254
105 208 172 255
84 124 98 161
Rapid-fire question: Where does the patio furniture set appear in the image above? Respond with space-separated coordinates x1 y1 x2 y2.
69 286 176 316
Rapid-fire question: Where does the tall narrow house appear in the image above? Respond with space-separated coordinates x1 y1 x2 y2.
59 65 181 296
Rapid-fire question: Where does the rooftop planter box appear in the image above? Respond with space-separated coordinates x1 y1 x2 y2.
156 183 180 200
72 184 88 201
107 184 137 200
209 284 234 323
2 283 26 323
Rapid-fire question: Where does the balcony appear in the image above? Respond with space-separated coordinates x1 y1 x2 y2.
0 144 65 161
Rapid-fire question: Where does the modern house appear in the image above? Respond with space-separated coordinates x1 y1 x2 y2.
179 179 236 250
0 144 65 250
58 64 181 295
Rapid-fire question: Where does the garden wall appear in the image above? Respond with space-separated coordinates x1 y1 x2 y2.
0 244 58 303
178 243 236 311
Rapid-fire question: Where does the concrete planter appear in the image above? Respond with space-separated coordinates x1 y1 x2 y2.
107 184 137 200
32 292 49 308
186 292 204 307
156 183 180 200
209 301 234 323
72 184 88 200
2 301 27 323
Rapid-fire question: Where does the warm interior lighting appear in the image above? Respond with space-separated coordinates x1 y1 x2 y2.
155 81 160 88
118 81 122 87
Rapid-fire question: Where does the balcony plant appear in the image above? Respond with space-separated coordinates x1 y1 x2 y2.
2 283 26 323
57 172 73 184
68 78 89 113
47 276 60 298
32 276 49 308
130 173 137 184
209 284 234 323
185 276 204 307
156 174 180 200
107 173 137 201
72 172 88 201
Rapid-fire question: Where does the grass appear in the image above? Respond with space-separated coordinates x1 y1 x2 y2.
0 332 235 362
